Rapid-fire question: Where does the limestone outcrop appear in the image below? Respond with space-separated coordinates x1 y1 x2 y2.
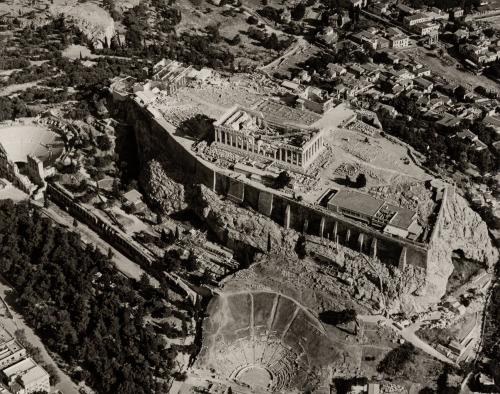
407 188 498 312
49 2 115 49
140 160 187 214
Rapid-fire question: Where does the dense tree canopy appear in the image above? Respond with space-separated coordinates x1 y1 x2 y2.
0 200 182 393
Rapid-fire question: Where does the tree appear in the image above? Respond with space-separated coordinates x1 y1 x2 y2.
230 34 241 46
355 173 367 188
185 251 198 271
73 218 78 227
0 200 178 393
264 32 279 50
160 228 171 244
295 234 307 258
291 3 306 20
206 24 221 43
273 171 291 189
377 342 417 375
112 178 121 197
96 134 112 151
126 26 143 48
454 85 467 102
247 15 259 25
319 309 357 326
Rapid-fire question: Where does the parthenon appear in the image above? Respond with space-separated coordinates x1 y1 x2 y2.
213 105 325 169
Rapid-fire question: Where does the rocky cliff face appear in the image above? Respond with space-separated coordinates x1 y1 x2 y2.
140 160 187 214
192 184 297 254
405 189 499 312
50 2 115 49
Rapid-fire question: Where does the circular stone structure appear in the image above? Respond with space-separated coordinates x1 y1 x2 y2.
235 365 273 390
196 290 339 392
0 123 64 166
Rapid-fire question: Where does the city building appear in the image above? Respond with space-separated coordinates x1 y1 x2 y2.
404 12 433 27
387 28 410 49
327 189 420 239
326 63 347 79
369 2 388 15
454 130 488 151
413 22 439 37
350 0 367 8
123 189 146 211
450 7 464 19
396 4 415 14
214 105 325 170
317 26 338 45
2 358 50 394
0 338 26 371
296 86 335 114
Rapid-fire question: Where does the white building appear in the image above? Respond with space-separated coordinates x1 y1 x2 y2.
387 28 410 48
413 22 439 36
404 12 433 27
2 358 50 394
350 0 367 8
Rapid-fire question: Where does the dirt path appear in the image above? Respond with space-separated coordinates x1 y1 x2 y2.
0 279 79 394
260 36 307 71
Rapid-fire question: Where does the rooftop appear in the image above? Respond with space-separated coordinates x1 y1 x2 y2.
328 189 384 217
2 357 49 386
327 189 417 230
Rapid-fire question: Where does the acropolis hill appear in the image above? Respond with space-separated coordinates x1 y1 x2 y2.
109 61 498 311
